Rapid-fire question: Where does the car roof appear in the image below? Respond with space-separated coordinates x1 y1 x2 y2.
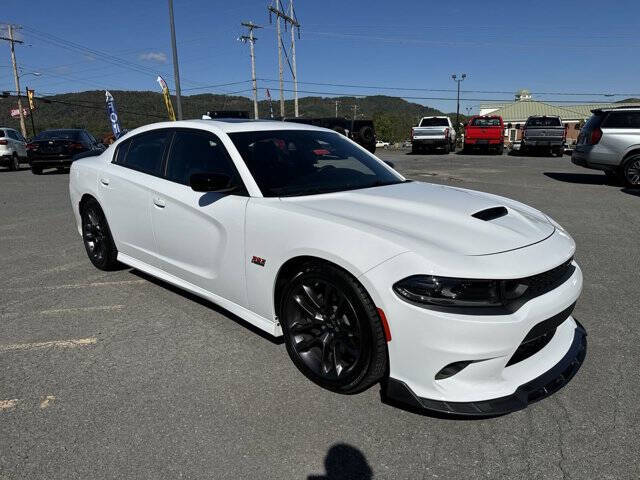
115 119 330 141
593 106 640 114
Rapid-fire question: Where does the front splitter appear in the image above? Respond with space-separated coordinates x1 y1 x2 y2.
382 322 587 417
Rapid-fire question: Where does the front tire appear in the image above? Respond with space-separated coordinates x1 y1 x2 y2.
31 166 42 175
80 199 119 270
279 261 387 394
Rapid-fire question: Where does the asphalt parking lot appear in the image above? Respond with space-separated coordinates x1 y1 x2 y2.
1 151 639 480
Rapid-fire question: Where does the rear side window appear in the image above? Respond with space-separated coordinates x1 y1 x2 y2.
117 130 171 176
602 111 640 129
526 117 561 127
471 117 501 127
419 118 449 127
166 130 240 186
6 130 18 140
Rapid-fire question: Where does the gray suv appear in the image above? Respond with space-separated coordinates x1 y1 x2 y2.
571 107 640 187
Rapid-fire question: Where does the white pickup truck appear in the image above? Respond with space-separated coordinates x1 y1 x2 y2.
411 116 456 154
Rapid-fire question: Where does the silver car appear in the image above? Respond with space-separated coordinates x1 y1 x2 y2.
572 107 640 187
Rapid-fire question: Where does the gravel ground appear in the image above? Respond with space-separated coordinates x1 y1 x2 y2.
1 151 638 480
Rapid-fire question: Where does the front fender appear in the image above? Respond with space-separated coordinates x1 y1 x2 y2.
244 198 407 322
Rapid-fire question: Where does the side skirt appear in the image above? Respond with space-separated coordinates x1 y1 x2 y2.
117 252 283 337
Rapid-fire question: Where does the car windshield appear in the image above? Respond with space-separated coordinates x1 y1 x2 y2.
229 129 404 197
470 117 501 127
33 130 82 141
419 118 449 127
526 117 562 127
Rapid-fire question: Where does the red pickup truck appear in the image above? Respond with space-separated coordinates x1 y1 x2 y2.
463 115 505 154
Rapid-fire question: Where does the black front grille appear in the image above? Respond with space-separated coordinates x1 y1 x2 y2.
524 258 575 298
506 302 576 366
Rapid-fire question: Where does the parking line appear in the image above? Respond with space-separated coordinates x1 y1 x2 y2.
0 337 97 353
38 305 125 315
40 396 55 409
0 399 19 411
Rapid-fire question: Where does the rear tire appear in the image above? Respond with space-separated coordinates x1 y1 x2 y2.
9 153 19 171
497 144 504 155
279 261 387 394
443 142 451 154
80 198 119 270
31 166 42 175
622 154 640 188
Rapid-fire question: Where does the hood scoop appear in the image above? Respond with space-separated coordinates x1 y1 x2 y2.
472 206 508 221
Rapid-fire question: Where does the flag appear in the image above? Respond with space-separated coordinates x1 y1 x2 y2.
26 88 36 110
156 76 176 121
266 88 274 119
105 90 122 139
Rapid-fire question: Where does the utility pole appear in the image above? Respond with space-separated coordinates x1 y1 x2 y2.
451 73 466 133
268 0 285 117
335 100 339 118
1 25 27 137
269 0 300 117
240 22 261 120
288 0 299 117
168 0 183 120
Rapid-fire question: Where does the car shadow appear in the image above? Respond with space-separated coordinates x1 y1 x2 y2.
544 172 611 185
621 188 640 197
128 269 284 345
307 443 373 480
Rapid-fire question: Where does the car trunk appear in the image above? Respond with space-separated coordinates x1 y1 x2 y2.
29 139 85 158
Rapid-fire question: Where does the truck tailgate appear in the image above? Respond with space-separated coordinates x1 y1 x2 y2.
413 127 447 139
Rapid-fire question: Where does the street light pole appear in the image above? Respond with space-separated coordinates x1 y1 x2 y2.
451 73 466 132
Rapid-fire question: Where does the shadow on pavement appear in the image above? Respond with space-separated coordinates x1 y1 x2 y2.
544 172 611 185
129 269 284 345
307 443 373 480
621 188 640 197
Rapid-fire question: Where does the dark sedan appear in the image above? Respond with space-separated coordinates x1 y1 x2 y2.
28 129 104 174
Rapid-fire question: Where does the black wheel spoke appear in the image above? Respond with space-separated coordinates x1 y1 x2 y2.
294 285 323 319
289 319 318 334
320 332 333 375
296 335 319 352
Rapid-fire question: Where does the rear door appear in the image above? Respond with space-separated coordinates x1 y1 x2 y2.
148 128 249 306
99 129 171 265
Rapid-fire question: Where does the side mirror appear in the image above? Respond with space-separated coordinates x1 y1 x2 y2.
190 172 237 193
384 160 395 169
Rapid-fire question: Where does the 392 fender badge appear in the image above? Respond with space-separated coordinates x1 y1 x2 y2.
251 256 266 267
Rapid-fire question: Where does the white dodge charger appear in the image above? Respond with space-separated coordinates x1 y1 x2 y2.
69 119 586 416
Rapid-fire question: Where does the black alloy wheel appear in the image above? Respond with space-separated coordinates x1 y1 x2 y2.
280 262 387 394
623 155 640 187
81 199 119 270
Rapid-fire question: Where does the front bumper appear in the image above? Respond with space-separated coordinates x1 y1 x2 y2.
359 233 584 414
383 321 586 416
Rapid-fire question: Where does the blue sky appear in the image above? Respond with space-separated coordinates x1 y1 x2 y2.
2 0 639 114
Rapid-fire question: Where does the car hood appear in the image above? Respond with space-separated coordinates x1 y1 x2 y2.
280 181 555 256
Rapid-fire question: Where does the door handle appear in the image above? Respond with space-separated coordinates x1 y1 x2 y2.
99 178 110 186
153 197 166 208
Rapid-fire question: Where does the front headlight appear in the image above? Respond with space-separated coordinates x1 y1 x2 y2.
393 275 527 308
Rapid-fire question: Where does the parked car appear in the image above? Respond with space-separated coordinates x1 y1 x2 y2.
284 117 377 153
463 116 504 154
521 116 565 157
0 127 28 171
411 116 455 154
375 140 390 148
69 119 585 416
27 128 104 174
572 106 640 187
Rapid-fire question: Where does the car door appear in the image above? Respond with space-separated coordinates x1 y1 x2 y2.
148 128 249 307
98 129 171 266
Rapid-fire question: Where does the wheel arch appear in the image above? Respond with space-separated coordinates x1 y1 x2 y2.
622 147 640 162
273 255 374 320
